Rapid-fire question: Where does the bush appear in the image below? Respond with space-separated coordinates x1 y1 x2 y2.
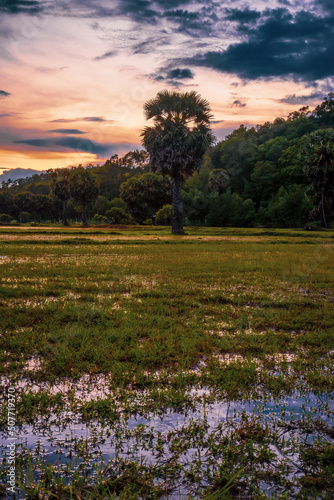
0 214 13 223
156 204 173 225
92 214 108 225
105 207 133 225
19 211 31 223
142 218 153 225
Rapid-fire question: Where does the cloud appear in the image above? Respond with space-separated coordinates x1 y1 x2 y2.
36 66 69 73
132 38 167 55
0 0 43 15
232 100 246 107
0 90 11 97
278 92 324 104
94 50 118 61
162 5 219 35
151 66 195 85
184 7 334 82
317 0 334 13
47 129 87 134
0 113 13 117
14 137 113 156
225 7 261 24
50 116 114 123
166 68 194 79
116 0 158 23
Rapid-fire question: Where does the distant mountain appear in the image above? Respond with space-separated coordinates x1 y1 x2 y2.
0 168 45 183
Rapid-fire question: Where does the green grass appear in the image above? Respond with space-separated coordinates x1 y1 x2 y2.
0 226 333 498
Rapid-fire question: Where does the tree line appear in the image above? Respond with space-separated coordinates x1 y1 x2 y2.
1 93 334 229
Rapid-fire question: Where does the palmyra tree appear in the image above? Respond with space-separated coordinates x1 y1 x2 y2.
141 90 215 234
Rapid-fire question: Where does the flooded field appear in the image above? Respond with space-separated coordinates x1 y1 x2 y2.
0 227 333 498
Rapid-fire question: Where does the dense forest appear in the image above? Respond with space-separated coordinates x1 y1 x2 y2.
1 94 334 228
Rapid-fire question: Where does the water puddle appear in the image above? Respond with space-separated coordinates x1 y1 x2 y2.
0 383 333 499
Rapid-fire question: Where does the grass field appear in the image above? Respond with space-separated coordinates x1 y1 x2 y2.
0 226 333 499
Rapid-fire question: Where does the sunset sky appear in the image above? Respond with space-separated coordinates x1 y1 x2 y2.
1 0 334 174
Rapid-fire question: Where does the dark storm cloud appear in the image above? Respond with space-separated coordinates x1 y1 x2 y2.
278 92 324 104
184 7 334 82
163 5 219 35
115 0 217 33
116 0 157 22
15 137 114 155
0 90 11 96
225 7 261 24
0 0 43 14
151 66 195 86
48 129 87 134
118 0 194 19
166 68 194 79
94 50 118 61
50 117 113 123
164 8 200 21
317 0 334 13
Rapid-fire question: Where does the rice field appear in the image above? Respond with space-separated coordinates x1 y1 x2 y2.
0 226 333 499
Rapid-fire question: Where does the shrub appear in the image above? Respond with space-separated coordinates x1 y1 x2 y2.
0 214 13 223
92 214 108 225
19 211 31 223
156 204 173 225
105 207 133 225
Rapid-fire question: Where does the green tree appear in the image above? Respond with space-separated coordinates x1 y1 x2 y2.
13 192 33 217
120 173 171 223
141 90 214 234
69 166 99 226
313 93 334 128
30 194 53 222
208 169 230 194
48 168 71 225
261 185 313 228
93 195 111 216
208 190 256 227
109 198 128 211
302 129 334 228
0 191 15 216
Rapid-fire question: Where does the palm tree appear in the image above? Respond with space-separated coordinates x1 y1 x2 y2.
141 90 215 234
69 166 98 226
302 129 334 228
48 168 71 225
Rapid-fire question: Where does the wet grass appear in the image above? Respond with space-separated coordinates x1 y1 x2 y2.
0 226 333 498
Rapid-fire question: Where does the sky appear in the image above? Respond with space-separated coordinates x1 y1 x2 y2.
1 0 334 174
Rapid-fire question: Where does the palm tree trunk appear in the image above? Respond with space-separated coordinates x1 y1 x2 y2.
172 176 184 234
320 186 327 228
82 204 88 226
